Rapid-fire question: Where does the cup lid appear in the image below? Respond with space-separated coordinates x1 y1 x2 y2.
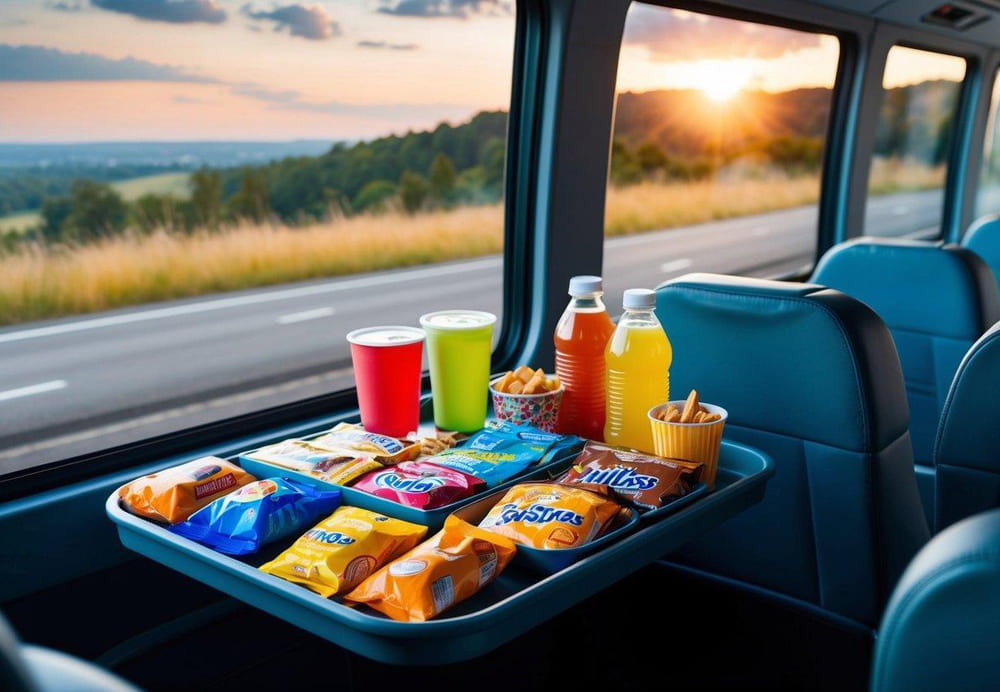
346 326 425 347
419 310 497 330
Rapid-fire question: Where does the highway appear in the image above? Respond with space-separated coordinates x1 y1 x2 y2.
0 189 943 473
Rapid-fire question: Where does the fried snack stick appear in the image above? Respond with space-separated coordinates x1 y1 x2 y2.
680 390 700 423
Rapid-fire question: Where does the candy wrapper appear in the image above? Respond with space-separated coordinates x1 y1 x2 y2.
119 457 256 524
351 461 485 510
346 516 516 622
170 478 341 556
243 439 382 485
259 507 426 597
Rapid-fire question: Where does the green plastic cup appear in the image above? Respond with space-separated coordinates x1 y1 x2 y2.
419 310 497 433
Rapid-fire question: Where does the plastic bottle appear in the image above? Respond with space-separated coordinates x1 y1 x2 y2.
553 276 616 440
604 288 672 453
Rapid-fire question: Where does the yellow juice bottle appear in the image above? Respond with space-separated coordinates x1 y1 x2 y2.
604 289 672 453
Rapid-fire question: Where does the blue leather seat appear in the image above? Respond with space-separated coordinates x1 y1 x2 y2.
811 238 1000 527
656 273 928 628
963 213 1000 289
934 322 1000 530
0 611 138 692
872 508 1000 692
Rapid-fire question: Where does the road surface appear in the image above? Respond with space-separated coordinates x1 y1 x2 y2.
0 189 943 473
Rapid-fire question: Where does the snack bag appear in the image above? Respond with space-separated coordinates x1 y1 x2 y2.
243 439 382 485
170 478 341 556
559 441 703 511
259 507 426 597
118 457 256 524
351 461 485 510
478 482 621 549
430 420 577 487
310 422 422 465
345 516 516 622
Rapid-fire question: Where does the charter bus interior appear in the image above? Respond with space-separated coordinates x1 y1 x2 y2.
5 0 1000 689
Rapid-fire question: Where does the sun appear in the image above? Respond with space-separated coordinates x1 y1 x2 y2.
693 61 752 103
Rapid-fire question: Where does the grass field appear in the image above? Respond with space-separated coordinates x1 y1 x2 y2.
0 167 943 326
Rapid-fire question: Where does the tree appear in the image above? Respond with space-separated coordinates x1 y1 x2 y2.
609 139 642 186
399 170 428 213
428 153 457 206
132 193 179 233
636 141 668 175
60 180 127 242
352 179 397 212
189 168 222 230
40 195 73 242
227 168 270 223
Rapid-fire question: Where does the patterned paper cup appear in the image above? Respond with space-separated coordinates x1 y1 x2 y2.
649 401 727 489
490 376 564 432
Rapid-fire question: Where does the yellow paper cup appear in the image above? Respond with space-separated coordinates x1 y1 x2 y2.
649 401 727 489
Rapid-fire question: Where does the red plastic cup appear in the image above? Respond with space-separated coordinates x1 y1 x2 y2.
346 326 426 438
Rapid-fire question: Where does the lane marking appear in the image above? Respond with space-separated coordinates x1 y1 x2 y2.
0 257 499 346
0 380 67 403
278 307 335 325
660 258 693 273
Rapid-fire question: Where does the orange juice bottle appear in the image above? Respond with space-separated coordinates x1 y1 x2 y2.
554 276 615 440
604 289 671 453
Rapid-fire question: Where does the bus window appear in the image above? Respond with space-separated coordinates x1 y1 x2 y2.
604 3 840 307
0 3 515 475
865 45 966 238
976 71 1000 217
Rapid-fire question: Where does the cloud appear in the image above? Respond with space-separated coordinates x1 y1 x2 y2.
241 3 340 39
91 0 226 24
0 44 216 82
623 6 820 61
377 0 511 19
357 40 418 51
172 94 210 103
47 1 83 11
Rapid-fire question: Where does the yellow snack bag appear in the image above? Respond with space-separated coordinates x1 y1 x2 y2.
345 516 516 622
259 507 426 597
310 423 421 465
477 482 621 549
118 457 255 524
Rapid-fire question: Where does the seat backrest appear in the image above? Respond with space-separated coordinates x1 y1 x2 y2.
963 213 1000 289
934 323 1000 531
657 273 928 627
872 508 1000 692
811 238 1000 468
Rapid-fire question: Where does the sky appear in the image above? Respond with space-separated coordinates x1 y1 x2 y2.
0 1 972 143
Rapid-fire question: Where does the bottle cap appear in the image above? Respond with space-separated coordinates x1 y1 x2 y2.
568 275 603 296
622 288 656 310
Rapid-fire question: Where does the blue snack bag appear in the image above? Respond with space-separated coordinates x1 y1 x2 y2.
170 477 340 556
430 420 580 487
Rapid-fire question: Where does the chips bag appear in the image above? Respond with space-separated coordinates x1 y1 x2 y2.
310 423 422 465
429 420 577 487
243 439 382 485
170 478 341 556
478 483 622 549
346 516 516 622
118 457 256 524
351 461 486 510
259 507 427 597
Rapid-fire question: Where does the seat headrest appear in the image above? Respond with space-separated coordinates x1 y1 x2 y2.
656 273 909 453
964 213 1000 276
811 237 1000 339
935 322 1000 473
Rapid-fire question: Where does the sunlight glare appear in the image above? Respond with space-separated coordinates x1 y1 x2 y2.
693 61 752 102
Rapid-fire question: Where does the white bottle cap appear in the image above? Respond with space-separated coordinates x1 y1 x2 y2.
568 275 603 296
622 288 656 310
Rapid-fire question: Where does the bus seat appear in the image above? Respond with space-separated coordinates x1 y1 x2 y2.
0 611 138 692
811 238 1000 527
934 323 1000 531
963 213 1000 289
871 508 1000 692
655 273 928 628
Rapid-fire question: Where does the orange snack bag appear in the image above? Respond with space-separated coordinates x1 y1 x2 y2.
345 516 516 622
477 482 621 549
118 457 255 524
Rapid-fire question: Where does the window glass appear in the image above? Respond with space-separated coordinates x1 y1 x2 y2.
0 1 515 474
604 3 840 309
865 45 966 237
976 72 1000 218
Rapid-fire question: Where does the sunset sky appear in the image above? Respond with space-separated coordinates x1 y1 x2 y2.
0 1 971 142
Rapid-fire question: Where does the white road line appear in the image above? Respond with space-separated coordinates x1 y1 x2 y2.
0 380 67 403
0 257 500 346
660 258 693 273
278 307 335 325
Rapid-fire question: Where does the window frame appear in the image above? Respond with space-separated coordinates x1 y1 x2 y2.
971 64 1000 224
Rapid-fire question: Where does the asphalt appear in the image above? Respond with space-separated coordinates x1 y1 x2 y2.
0 189 944 473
